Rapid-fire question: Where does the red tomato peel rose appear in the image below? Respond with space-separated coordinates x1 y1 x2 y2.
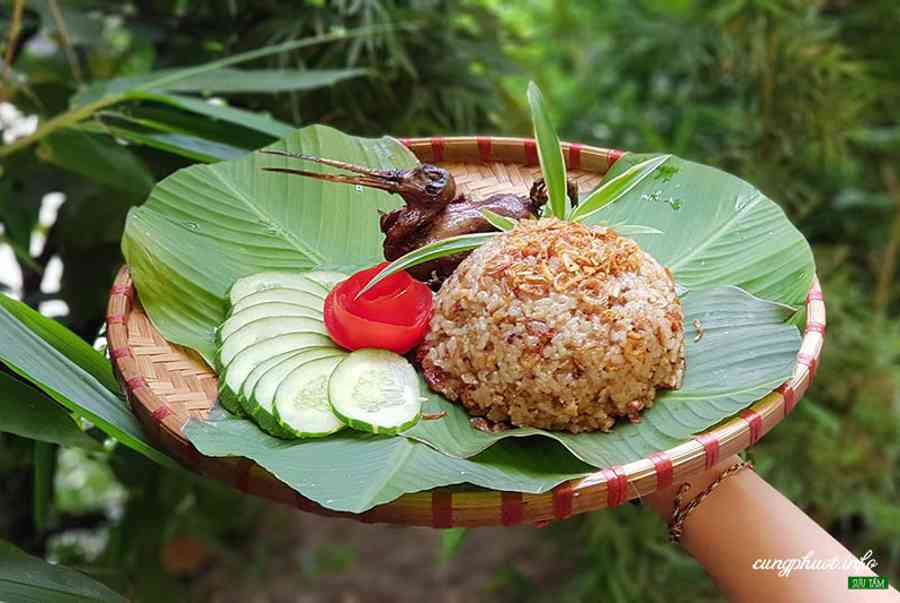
324 262 433 354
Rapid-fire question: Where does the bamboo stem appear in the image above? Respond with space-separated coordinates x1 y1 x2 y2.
874 162 900 315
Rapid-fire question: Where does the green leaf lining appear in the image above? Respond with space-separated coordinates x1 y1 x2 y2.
184 415 592 513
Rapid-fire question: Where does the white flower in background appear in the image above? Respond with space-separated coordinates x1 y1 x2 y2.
0 102 38 144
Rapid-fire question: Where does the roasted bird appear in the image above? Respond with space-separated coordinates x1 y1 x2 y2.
260 150 578 285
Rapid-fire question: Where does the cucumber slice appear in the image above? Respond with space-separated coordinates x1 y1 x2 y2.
219 350 294 420
248 348 345 436
217 332 335 415
239 351 299 403
218 302 323 344
229 272 326 306
230 288 324 315
218 316 330 368
328 349 421 434
274 356 346 438
302 271 347 293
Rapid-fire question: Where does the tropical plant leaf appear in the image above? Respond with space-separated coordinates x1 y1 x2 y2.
130 92 294 138
357 232 498 297
151 68 370 95
569 155 672 223
480 208 518 231
104 105 274 151
183 414 592 513
404 286 800 467
93 123 246 163
38 130 154 197
0 372 100 449
74 69 368 106
0 294 118 393
0 539 128 603
527 82 568 218
122 125 418 362
0 295 174 467
584 154 815 307
70 26 389 107
86 106 257 162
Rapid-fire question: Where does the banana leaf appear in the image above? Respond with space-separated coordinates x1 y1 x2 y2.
124 126 814 513
184 415 593 514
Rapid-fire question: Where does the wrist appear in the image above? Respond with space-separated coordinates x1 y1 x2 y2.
644 454 742 521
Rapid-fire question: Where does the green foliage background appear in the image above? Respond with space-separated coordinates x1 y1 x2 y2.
0 0 897 601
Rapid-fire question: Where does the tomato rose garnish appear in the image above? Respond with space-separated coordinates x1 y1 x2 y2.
324 262 433 354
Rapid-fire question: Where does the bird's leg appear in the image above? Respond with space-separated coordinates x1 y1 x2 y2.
528 178 580 214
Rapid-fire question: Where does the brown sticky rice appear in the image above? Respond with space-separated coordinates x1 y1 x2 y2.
417 218 685 433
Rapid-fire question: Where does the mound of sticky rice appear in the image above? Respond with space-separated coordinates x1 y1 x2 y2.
417 218 685 433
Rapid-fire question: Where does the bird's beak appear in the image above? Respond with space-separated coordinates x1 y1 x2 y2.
259 150 402 193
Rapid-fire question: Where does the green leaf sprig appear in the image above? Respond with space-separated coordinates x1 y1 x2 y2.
569 154 672 223
527 82 569 219
480 209 518 231
357 232 498 297
355 82 671 295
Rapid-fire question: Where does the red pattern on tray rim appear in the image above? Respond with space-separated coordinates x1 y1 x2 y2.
806 322 826 335
431 490 453 528
796 352 818 377
109 347 130 360
552 482 574 519
739 408 764 445
602 466 628 507
607 149 625 168
779 382 798 416
523 139 538 166
477 137 492 163
648 451 674 490
151 405 173 422
125 376 145 390
695 433 721 469
567 143 582 170
500 491 524 526
430 137 445 163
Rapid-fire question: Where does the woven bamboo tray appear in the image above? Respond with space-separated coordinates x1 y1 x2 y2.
107 136 826 528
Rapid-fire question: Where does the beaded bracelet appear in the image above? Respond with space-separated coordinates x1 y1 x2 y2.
669 458 754 544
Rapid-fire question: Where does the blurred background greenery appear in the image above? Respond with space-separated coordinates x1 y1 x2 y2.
0 0 897 601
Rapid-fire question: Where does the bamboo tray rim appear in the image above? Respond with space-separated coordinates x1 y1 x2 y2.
106 135 826 528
